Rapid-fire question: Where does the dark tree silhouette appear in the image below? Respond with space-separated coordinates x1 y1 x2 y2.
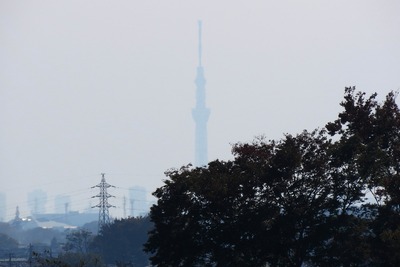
93 216 152 266
146 88 400 267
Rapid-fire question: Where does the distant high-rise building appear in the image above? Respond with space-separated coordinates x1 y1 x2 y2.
192 20 210 167
129 186 147 217
28 189 47 215
54 194 71 214
0 192 6 221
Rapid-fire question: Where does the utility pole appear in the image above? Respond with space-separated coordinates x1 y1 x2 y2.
8 253 13 267
123 196 126 218
130 199 134 217
28 243 32 267
92 173 115 232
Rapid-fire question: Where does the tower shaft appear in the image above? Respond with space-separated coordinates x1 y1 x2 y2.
192 20 210 167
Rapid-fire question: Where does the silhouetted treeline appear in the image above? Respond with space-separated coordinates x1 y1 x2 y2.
0 216 152 267
145 88 400 267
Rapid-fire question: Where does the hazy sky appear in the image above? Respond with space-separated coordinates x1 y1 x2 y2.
1 0 400 220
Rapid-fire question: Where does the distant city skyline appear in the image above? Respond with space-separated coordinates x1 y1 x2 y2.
0 184 152 223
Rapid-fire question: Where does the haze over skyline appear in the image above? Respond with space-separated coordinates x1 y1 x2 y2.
1 0 400 221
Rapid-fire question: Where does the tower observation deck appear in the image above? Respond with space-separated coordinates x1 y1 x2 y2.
192 20 210 167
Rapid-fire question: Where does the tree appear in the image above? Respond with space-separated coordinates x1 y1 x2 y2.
34 229 104 267
33 250 104 267
64 229 93 254
0 222 18 240
146 130 359 266
0 233 18 250
326 87 400 207
146 88 400 266
326 87 400 266
93 217 152 266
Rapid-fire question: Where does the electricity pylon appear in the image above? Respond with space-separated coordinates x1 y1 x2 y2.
92 173 115 231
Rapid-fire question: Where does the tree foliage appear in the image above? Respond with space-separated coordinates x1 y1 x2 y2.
93 217 152 266
33 251 104 267
0 233 18 250
31 217 152 267
64 229 93 254
146 87 400 267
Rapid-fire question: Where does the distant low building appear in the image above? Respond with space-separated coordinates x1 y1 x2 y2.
33 211 98 228
11 211 98 230
15 216 77 230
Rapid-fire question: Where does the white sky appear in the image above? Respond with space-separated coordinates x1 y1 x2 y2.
1 0 400 221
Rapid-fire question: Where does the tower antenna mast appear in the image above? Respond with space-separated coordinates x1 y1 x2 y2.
92 173 115 232
198 20 202 67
